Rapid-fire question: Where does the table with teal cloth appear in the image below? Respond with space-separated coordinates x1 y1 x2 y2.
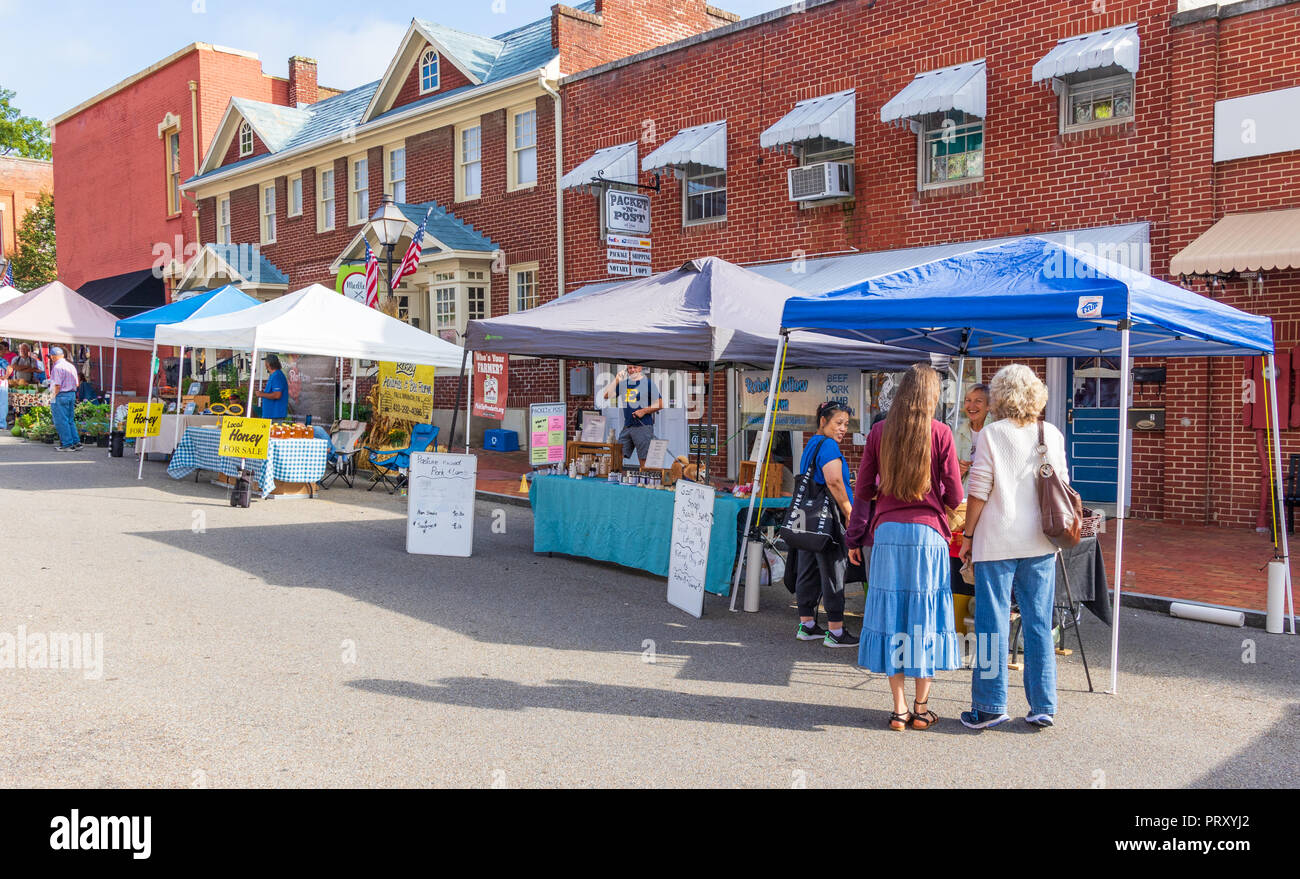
528 475 790 596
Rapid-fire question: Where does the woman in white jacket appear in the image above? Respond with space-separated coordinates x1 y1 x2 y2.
958 364 1069 730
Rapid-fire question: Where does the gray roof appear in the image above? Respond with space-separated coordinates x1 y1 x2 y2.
189 4 594 187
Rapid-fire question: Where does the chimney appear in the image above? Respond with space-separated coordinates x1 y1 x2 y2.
288 56 319 107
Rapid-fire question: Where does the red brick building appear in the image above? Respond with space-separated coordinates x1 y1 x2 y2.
182 1 735 439
0 155 52 268
51 42 340 391
554 0 1300 527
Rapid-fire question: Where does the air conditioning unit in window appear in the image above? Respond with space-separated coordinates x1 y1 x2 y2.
787 161 853 202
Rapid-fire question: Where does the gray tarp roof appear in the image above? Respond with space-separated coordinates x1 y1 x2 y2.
464 256 938 370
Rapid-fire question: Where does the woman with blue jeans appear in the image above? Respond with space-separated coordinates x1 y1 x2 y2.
959 364 1069 730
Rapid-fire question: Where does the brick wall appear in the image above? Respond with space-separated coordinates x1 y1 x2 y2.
553 0 736 75
0 156 52 261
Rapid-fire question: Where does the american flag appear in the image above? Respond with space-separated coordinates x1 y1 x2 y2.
363 239 380 309
2 261 13 287
394 207 432 286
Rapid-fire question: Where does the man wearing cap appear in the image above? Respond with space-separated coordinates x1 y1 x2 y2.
47 346 81 451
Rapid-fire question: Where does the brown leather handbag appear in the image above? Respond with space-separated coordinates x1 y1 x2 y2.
1036 420 1083 548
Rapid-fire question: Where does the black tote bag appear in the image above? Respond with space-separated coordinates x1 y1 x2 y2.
778 436 841 553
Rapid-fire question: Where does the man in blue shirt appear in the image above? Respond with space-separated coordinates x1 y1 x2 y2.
601 364 663 464
255 354 289 419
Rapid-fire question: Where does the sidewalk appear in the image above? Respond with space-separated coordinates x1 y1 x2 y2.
1097 519 1294 614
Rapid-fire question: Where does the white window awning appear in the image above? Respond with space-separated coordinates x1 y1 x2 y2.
1032 23 1139 85
760 89 856 153
880 60 986 125
561 141 639 193
642 121 727 175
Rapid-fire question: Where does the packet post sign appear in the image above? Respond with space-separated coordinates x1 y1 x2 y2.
472 352 508 420
529 402 566 466
378 361 436 422
218 417 271 460
124 402 163 438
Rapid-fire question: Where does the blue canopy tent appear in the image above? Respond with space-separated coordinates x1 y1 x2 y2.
113 286 262 474
767 236 1289 692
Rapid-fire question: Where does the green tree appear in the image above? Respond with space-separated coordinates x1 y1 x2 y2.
9 192 56 289
0 89 51 160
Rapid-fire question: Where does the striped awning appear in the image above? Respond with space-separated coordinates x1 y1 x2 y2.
880 60 986 124
1170 209 1300 276
760 89 856 153
561 141 638 193
1032 24 1139 84
642 121 727 174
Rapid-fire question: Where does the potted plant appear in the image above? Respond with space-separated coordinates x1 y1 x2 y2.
386 427 409 448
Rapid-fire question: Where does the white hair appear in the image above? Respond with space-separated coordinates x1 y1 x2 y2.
989 364 1048 423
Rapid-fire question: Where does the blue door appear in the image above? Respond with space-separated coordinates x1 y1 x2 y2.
1066 357 1121 504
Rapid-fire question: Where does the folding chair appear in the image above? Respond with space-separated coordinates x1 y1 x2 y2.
365 423 439 494
319 420 367 489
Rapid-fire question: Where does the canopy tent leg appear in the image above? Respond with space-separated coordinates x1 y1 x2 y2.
137 341 158 480
173 345 185 450
1108 325 1132 694
109 345 118 438
1266 353 1296 633
464 369 471 454
337 357 342 423
247 345 260 413
731 332 788 612
98 347 104 394
447 344 470 454
950 355 966 432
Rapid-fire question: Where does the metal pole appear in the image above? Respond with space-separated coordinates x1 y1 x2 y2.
1108 325 1132 693
447 344 470 450
137 340 158 480
951 356 966 432
109 344 118 439
173 344 186 451
386 245 395 302
247 345 260 413
730 331 788 611
1266 353 1296 633
337 357 342 423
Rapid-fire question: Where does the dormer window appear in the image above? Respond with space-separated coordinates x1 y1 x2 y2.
239 121 253 157
420 49 440 94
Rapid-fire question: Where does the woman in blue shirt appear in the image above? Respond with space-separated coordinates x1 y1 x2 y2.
255 354 289 419
792 401 858 648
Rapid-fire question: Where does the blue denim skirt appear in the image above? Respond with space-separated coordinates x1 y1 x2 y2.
858 522 962 677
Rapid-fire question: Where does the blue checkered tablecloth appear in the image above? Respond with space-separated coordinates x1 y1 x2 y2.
167 426 329 497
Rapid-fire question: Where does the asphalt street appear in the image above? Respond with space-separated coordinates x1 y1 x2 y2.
1 436 1296 788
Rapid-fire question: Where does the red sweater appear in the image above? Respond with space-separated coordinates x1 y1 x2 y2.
845 419 964 547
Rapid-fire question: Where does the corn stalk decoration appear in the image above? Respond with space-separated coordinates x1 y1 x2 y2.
358 295 425 460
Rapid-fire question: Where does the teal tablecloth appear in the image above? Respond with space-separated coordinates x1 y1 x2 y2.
528 475 790 596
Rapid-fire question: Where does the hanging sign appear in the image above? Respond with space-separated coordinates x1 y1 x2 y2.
218 416 271 459
689 424 719 456
336 264 367 304
605 190 651 236
529 401 567 466
378 361 436 422
472 352 508 420
607 263 632 276
606 234 651 249
740 369 862 432
124 402 163 438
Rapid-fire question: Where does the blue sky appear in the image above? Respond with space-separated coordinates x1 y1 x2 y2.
0 0 786 122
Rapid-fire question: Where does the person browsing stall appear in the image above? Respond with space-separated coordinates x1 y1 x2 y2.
955 383 990 480
792 401 858 648
46 347 82 451
602 365 663 464
255 354 289 419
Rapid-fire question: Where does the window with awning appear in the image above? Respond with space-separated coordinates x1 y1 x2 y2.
1032 24 1139 133
881 61 986 190
760 89 856 155
643 122 728 226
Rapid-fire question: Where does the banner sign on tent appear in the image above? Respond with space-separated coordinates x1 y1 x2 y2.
124 402 163 438
378 361 436 422
218 416 270 459
472 352 508 420
529 402 566 466
740 369 862 433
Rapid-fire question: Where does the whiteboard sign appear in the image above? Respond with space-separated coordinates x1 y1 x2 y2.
645 437 671 468
666 479 714 618
406 452 477 557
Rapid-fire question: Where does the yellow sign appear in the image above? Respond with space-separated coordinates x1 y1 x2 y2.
378 361 436 422
124 402 163 438
218 416 271 460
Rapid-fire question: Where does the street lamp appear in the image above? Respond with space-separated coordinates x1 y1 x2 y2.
370 194 408 301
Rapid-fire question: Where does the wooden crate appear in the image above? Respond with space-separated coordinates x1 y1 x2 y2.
738 459 788 498
566 441 623 471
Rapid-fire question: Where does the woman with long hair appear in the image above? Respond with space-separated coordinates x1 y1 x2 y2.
846 364 964 730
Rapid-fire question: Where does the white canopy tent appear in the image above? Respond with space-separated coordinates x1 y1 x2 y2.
143 283 473 478
0 285 24 307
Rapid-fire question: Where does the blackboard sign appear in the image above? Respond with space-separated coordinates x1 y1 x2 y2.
689 425 718 456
